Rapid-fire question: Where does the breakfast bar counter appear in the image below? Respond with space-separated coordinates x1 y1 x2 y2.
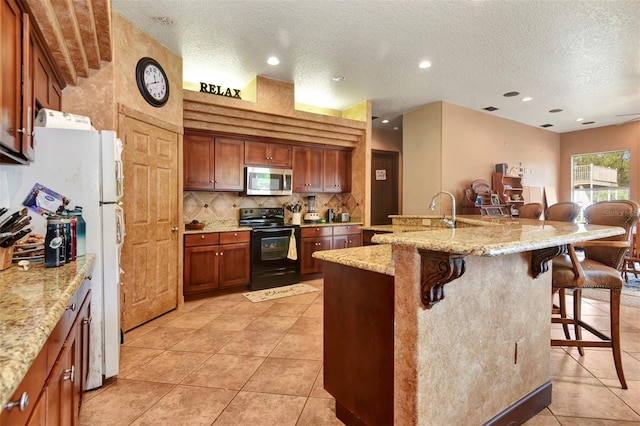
313 217 624 425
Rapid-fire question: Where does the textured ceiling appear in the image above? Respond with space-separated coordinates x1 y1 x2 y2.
111 0 640 133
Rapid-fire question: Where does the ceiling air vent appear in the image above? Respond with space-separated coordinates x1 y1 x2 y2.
540 124 554 128
582 121 595 125
483 106 499 112
372 116 379 120
549 109 563 113
503 92 520 97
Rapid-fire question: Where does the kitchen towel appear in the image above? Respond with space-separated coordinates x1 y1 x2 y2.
35 108 93 130
287 228 297 260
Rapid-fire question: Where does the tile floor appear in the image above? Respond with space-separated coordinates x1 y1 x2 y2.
80 279 640 425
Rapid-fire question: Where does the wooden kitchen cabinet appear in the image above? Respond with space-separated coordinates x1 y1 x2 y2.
1 278 91 426
183 132 244 191
292 146 323 192
332 224 361 249
0 0 33 163
183 231 250 295
33 42 62 111
300 226 333 274
244 140 292 167
323 149 351 193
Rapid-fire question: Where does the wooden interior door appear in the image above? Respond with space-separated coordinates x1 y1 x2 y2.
371 150 399 225
121 116 179 331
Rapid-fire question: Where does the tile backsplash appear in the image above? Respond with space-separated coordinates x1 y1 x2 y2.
183 191 362 224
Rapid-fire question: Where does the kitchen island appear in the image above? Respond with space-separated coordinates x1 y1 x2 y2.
314 217 624 425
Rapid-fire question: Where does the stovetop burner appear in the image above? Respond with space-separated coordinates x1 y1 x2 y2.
239 207 290 228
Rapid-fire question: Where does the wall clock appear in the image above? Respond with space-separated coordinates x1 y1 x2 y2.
135 57 169 107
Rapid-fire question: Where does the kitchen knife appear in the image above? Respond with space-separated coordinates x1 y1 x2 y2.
0 207 7 217
0 228 32 248
0 208 28 234
7 215 31 234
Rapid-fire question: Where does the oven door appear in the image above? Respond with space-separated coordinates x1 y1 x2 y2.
250 226 301 290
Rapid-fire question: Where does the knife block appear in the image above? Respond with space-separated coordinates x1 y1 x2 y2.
0 246 14 270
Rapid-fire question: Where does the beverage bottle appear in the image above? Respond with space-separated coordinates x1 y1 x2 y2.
70 206 86 256
44 216 65 268
70 218 77 261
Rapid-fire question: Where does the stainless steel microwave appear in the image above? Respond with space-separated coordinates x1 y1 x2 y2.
244 166 293 196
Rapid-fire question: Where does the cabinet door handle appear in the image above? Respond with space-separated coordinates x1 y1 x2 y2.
220 252 224 256
215 252 219 256
83 316 92 325
210 180 215 183
66 303 76 312
63 366 75 382
16 128 27 134
85 275 92 280
4 392 29 412
171 227 179 232
201 235 205 239
234 233 238 236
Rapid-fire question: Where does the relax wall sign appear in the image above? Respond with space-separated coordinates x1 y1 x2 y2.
199 83 241 99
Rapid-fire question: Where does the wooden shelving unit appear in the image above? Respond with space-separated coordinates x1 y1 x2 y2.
493 172 524 215
461 179 509 216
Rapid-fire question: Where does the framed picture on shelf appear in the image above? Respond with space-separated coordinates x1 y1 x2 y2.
491 194 501 205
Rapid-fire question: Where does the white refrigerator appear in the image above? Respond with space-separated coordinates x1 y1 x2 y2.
0 127 124 389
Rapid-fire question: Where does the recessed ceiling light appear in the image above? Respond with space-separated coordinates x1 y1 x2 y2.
503 92 520 97
267 57 280 66
582 121 595 125
332 76 345 82
522 97 533 102
483 106 499 111
418 61 432 69
576 118 584 122
381 119 389 124
549 109 563 113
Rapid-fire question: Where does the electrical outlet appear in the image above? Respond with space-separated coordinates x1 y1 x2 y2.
515 338 524 364
422 219 432 226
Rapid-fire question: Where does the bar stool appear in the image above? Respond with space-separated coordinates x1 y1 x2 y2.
518 202 543 219
546 202 581 339
551 200 640 389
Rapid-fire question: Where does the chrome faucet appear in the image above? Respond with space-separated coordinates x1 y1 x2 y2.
429 191 456 228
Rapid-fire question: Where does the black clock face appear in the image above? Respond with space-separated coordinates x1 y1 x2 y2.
136 57 170 107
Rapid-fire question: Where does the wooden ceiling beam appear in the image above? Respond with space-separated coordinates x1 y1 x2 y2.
51 0 89 78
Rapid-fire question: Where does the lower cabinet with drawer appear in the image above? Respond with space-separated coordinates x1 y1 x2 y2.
300 225 362 275
1 275 92 426
332 225 362 249
184 231 251 295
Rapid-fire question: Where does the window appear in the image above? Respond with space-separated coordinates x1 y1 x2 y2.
571 150 630 221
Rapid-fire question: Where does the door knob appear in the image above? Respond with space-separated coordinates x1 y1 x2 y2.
171 227 178 232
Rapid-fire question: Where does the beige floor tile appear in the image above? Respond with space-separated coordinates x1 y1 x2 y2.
554 417 640 425
124 322 157 342
169 328 238 353
124 326 195 350
243 357 322 396
118 346 164 378
262 302 309 317
79 379 173 426
226 300 277 315
162 311 220 329
297 397 345 425
200 313 257 331
193 299 241 314
212 391 306 426
179 298 208 312
621 332 640 352
630 352 640 363
130 385 236 426
310 367 333 399
145 309 186 326
218 330 285 356
209 291 247 302
303 303 324 318
289 316 324 336
523 408 561 426
549 376 640 421
244 315 298 333
570 349 640 382
125 350 211 384
549 349 594 378
181 353 265 390
602 378 640 414
270 333 323 360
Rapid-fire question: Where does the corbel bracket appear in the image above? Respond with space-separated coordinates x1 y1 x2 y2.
418 250 466 309
531 245 567 278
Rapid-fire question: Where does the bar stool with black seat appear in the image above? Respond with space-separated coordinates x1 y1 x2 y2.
551 200 640 389
546 202 581 339
518 202 543 219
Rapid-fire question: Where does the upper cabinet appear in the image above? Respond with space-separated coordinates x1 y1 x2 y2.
245 140 292 168
1 0 63 164
184 132 245 191
323 149 351 193
293 146 324 192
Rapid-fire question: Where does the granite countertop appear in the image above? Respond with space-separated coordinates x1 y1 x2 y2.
314 217 625 274
0 255 96 408
183 221 363 234
299 221 363 228
314 244 394 276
